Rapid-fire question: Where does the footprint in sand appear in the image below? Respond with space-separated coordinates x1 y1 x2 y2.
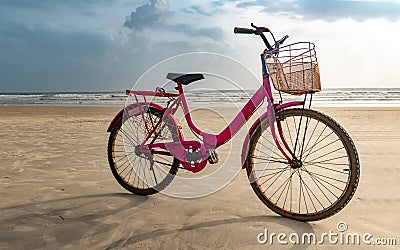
11 163 25 173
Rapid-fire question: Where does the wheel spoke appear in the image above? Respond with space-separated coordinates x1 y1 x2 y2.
282 169 294 210
285 119 294 148
302 130 334 160
303 138 340 160
271 172 293 203
250 155 288 164
304 162 349 174
302 125 329 157
261 166 291 193
303 169 346 189
306 146 345 163
309 155 348 164
257 165 290 183
303 120 319 155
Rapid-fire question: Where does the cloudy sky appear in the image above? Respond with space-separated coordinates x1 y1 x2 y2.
1 0 400 92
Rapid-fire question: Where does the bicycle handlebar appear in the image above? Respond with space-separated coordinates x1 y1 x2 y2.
234 23 289 51
233 27 255 34
234 25 270 35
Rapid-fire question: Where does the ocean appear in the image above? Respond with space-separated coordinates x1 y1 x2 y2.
1 88 400 107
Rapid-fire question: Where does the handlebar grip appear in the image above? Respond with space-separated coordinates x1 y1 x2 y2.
234 27 254 34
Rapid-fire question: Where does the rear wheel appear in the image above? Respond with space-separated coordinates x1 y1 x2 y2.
246 108 360 221
108 105 180 195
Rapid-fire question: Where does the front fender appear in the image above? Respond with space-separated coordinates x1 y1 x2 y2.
241 102 305 169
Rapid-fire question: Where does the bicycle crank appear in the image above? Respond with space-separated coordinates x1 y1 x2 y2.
207 149 219 164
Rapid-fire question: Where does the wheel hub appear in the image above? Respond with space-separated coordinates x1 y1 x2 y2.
134 145 152 159
290 158 302 169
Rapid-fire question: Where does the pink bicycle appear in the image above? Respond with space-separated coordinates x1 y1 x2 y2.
107 24 360 221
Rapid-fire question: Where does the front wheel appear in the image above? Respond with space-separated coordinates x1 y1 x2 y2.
245 108 360 221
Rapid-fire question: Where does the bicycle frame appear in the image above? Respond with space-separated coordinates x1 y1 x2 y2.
117 54 305 173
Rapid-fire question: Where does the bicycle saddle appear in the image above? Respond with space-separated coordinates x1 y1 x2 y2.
166 73 204 85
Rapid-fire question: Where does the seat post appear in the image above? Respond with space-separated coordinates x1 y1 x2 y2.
175 83 184 94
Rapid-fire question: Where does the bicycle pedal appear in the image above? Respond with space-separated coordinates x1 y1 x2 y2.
207 150 219 164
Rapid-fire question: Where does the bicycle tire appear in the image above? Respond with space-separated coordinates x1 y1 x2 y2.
245 108 360 221
108 105 180 196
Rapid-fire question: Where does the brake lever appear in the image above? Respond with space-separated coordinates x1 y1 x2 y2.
279 35 289 44
274 35 289 48
251 23 270 33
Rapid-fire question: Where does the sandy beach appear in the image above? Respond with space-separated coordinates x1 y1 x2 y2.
0 105 399 249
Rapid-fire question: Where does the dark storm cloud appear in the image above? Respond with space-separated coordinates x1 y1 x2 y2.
123 0 167 30
0 0 151 91
0 0 228 91
167 23 224 40
1 24 112 57
124 0 223 40
0 23 119 91
183 5 213 16
0 0 116 10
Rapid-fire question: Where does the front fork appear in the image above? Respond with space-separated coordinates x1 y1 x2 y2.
267 100 302 165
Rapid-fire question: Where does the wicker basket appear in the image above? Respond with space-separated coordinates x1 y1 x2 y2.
265 42 321 95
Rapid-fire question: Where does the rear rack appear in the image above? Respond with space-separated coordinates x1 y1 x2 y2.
126 87 180 99
125 87 180 135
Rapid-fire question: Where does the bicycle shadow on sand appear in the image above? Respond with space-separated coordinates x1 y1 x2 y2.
105 214 315 249
0 193 148 249
0 193 314 249
106 213 315 249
